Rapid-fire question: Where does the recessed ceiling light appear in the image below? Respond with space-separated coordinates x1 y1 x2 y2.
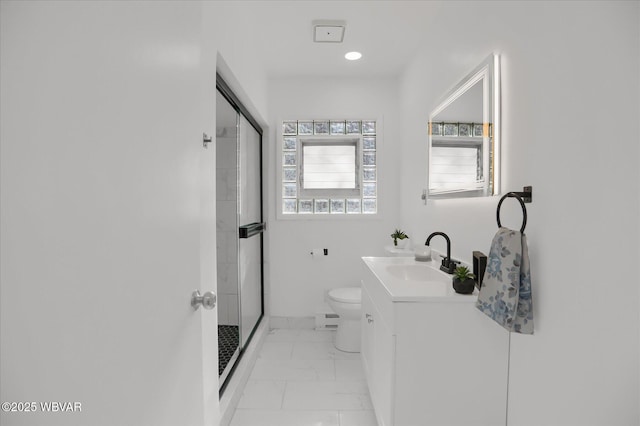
345 51 362 61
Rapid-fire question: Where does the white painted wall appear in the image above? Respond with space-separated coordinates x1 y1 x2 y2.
399 2 639 424
266 77 401 318
207 2 269 125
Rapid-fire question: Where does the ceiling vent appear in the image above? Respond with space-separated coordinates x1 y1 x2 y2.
313 20 346 43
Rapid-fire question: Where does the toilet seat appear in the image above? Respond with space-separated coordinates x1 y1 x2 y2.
328 287 361 304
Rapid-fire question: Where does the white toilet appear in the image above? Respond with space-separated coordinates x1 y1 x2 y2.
327 287 362 352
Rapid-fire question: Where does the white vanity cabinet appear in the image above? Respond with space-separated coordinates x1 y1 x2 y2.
361 284 395 426
360 257 510 426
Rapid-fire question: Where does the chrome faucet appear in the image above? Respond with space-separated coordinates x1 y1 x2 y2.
425 232 458 274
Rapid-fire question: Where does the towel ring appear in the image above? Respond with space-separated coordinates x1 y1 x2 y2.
496 192 527 233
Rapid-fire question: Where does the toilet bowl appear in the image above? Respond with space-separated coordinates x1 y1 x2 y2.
327 287 362 352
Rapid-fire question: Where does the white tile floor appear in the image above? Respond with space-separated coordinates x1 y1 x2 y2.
229 329 379 426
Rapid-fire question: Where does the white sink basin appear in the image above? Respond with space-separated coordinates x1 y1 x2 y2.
361 256 477 302
386 264 445 282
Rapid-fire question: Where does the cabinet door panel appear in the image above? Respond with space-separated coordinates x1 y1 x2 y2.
395 303 509 425
362 284 395 426
373 310 394 426
361 286 375 384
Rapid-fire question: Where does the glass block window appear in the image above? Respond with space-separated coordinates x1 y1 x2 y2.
314 121 330 135
281 119 378 215
298 121 313 135
330 121 345 135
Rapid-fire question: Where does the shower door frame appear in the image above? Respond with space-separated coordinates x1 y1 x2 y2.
216 74 265 394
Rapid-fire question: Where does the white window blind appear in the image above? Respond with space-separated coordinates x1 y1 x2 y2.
302 144 357 189
430 146 481 192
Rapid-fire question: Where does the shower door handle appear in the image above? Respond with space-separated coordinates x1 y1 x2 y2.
239 222 266 238
191 290 217 310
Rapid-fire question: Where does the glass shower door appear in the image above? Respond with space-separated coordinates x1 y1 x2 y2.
238 114 263 348
216 90 240 388
216 77 264 393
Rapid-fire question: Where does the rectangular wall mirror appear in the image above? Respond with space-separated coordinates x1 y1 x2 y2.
427 54 500 200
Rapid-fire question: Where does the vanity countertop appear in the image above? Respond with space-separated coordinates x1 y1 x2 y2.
361 256 478 303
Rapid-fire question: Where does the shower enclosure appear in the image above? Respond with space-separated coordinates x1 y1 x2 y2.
215 76 264 392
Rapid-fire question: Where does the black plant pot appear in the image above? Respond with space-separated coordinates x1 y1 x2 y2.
453 278 475 295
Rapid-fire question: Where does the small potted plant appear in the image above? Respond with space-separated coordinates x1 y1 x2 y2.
390 229 409 247
452 266 476 294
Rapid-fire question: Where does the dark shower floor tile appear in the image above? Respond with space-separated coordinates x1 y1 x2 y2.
219 324 239 376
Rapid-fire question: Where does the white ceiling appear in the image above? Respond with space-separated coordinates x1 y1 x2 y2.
241 1 443 78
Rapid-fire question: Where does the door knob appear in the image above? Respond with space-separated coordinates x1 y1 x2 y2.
191 290 216 310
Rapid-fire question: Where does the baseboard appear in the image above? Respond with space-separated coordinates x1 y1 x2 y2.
269 316 315 329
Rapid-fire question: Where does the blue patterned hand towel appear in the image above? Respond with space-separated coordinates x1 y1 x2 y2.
476 227 533 334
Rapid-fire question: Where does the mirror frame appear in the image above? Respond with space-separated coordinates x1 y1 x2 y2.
427 53 501 200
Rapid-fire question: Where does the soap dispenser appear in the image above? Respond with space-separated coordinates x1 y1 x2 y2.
473 251 487 289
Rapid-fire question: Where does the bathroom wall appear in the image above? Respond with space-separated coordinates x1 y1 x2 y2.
207 2 269 126
266 76 401 318
399 2 640 424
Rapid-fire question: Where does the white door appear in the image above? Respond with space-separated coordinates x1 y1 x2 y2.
0 2 219 426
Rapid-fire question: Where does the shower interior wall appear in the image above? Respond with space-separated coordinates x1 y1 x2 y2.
216 132 239 327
